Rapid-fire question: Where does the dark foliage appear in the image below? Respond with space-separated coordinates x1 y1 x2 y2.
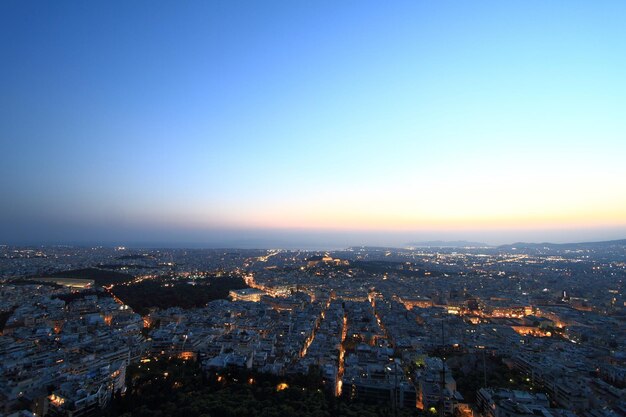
446 353 535 402
349 260 441 278
110 276 248 315
100 359 422 417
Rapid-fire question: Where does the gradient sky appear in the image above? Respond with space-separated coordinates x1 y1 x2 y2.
1 1 626 248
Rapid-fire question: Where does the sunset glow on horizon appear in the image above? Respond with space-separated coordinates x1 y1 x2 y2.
1 1 626 247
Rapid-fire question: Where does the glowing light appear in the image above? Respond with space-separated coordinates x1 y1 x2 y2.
178 351 194 360
49 394 65 406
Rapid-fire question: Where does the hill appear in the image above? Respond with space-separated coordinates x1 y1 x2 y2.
407 240 490 248
497 239 626 251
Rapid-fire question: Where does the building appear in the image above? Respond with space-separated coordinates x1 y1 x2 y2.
229 288 265 302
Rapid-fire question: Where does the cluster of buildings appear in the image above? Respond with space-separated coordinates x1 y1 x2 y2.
0 284 146 416
1 244 625 417
476 388 575 417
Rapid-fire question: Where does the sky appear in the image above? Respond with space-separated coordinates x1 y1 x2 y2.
1 1 626 248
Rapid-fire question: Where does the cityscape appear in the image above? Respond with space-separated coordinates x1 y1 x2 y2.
1 1 626 417
0 241 624 416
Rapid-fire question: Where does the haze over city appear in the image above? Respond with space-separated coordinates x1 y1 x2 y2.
2 1 626 247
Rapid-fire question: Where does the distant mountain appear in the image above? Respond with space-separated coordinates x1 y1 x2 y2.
497 239 626 251
406 240 490 248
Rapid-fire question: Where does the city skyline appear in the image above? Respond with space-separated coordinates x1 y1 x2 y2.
2 1 626 246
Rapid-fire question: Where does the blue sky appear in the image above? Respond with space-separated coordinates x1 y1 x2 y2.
1 1 626 247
